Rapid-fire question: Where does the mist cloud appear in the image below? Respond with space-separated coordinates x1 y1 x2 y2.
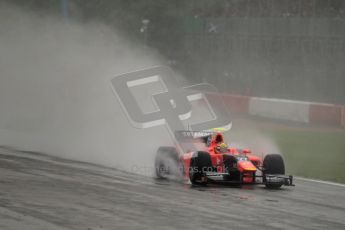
0 3 173 174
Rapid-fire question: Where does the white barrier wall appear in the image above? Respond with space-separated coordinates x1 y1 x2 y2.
223 94 344 127
248 97 310 123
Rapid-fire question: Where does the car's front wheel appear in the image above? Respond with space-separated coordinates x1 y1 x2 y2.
263 154 285 189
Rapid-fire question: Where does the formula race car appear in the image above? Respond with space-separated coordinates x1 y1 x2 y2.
155 131 294 188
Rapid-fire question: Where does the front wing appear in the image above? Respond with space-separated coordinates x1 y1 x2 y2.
203 172 294 186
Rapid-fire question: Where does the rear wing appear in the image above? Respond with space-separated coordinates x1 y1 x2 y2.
174 131 213 144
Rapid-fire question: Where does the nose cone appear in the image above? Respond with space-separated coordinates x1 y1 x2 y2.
238 160 257 171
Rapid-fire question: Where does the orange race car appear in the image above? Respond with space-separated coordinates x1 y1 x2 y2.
155 131 294 188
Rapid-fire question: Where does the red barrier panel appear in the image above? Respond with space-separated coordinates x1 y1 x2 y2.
205 93 249 114
341 106 345 127
309 103 342 125
221 94 250 114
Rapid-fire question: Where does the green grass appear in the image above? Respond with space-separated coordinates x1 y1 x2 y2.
228 119 345 183
271 130 345 183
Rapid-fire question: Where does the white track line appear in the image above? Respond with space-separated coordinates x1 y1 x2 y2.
295 177 345 188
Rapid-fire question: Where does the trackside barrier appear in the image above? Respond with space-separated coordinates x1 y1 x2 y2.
206 93 250 114
248 97 310 123
342 107 345 128
309 103 342 126
217 94 345 128
222 94 250 114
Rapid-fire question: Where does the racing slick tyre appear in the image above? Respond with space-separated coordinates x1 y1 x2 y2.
189 151 212 186
263 154 285 189
155 147 180 179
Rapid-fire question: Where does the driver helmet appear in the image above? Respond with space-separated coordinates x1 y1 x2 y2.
216 142 228 153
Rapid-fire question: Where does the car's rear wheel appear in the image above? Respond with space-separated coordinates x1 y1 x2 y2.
189 151 212 186
263 154 285 189
155 147 180 179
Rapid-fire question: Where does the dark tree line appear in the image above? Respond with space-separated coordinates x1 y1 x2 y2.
2 0 345 104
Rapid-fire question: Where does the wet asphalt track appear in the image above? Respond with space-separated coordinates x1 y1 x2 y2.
0 147 344 230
